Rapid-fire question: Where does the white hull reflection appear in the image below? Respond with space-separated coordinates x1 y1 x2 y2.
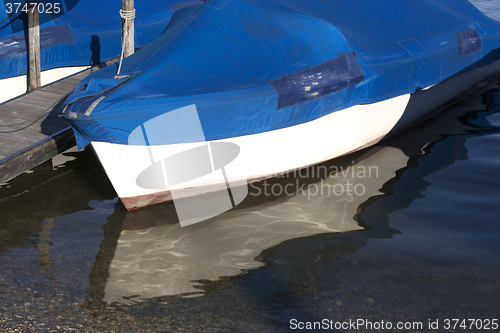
103 145 409 304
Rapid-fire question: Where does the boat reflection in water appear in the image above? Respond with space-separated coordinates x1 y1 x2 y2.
89 74 500 305
102 145 408 303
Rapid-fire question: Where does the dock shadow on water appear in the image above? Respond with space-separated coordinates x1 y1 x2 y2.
1 77 500 330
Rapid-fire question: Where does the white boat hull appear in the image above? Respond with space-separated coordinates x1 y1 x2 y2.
92 94 410 210
92 59 500 210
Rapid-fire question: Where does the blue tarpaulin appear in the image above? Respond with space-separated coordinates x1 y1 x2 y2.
0 0 200 79
61 0 500 149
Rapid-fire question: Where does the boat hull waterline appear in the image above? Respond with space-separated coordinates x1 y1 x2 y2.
94 58 500 212
59 0 500 220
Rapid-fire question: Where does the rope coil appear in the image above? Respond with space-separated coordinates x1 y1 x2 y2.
116 7 135 76
120 9 136 20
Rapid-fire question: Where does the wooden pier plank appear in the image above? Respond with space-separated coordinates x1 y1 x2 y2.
0 56 119 184
0 129 75 183
0 69 91 184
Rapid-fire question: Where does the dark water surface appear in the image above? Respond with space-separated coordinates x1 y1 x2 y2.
1 79 500 332
2 4 500 332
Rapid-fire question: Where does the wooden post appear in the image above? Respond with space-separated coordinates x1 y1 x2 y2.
122 0 135 58
27 3 41 92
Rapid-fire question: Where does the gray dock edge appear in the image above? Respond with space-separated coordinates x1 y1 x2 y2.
0 57 119 185
0 126 75 184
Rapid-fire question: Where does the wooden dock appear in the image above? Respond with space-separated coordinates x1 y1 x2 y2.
0 69 90 184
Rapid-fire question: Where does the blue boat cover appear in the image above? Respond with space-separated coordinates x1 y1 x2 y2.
61 0 500 149
0 0 200 79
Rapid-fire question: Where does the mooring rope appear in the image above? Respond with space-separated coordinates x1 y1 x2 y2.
0 96 66 133
119 8 136 20
116 8 136 76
